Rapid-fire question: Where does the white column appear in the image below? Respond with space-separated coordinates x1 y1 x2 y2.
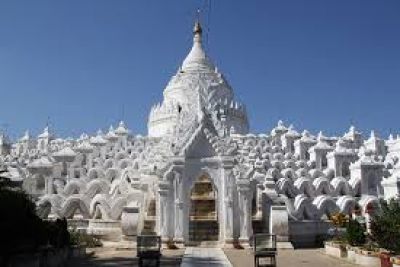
237 179 253 244
255 183 265 219
158 181 170 241
47 175 54 194
100 145 106 160
44 167 54 195
44 174 50 195
174 172 184 243
222 159 234 243
84 152 92 169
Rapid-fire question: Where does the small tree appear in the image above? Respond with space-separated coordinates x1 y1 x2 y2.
345 218 366 246
370 199 400 254
329 212 349 241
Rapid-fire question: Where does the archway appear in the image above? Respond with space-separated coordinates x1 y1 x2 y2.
188 174 219 243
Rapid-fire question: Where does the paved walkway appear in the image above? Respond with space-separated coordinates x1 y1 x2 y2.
181 247 232 267
66 248 184 267
224 248 358 267
66 247 359 267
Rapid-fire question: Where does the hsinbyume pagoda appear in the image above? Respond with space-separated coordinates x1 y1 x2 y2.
1 21 400 247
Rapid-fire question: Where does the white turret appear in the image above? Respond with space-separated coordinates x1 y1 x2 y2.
37 126 53 153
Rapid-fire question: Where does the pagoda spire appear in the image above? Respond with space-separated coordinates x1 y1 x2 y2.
181 17 212 71
193 19 202 43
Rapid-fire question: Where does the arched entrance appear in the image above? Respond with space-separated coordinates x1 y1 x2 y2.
188 174 219 243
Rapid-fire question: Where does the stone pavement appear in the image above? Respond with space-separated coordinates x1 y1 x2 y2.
224 248 359 267
66 247 360 267
181 247 232 267
66 248 184 267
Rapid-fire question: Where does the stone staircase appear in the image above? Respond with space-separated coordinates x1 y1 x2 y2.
188 174 219 245
189 220 219 243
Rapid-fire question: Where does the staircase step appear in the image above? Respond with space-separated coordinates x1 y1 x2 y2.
189 220 219 242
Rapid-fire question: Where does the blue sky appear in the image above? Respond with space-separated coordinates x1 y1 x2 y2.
0 0 399 140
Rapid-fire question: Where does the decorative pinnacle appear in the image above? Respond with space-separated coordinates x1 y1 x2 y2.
192 20 203 44
194 21 202 35
194 8 202 35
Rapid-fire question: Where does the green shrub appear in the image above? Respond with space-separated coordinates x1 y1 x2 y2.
69 230 102 248
345 218 366 246
370 199 400 254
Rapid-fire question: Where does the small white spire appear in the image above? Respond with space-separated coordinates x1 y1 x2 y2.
349 125 356 134
370 130 376 139
317 131 324 141
182 20 213 71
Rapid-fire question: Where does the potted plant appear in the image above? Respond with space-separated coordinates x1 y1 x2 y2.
370 199 400 267
325 212 348 258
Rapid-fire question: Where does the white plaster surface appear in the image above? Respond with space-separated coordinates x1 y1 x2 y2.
180 247 232 267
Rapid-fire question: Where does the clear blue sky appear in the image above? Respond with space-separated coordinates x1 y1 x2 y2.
0 0 399 140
